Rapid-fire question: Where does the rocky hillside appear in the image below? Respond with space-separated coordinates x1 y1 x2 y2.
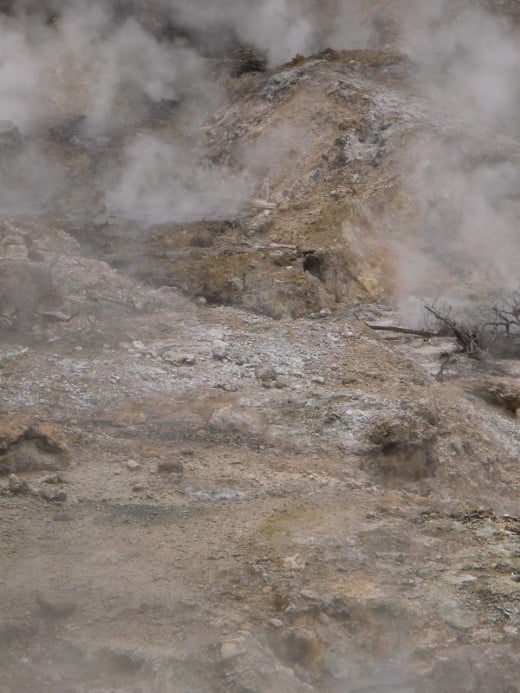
1 2 519 692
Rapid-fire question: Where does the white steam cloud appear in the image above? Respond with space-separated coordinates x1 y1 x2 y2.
168 0 374 66
0 0 377 223
0 0 517 273
106 134 252 223
0 3 212 133
397 0 520 311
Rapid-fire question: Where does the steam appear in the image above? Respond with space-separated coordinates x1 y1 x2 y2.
0 0 379 224
0 5 185 132
106 134 252 223
168 0 374 66
397 0 520 312
0 0 517 271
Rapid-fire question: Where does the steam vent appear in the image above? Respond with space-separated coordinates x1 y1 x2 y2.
1 2 520 691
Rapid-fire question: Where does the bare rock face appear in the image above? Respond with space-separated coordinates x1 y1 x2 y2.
0 421 69 474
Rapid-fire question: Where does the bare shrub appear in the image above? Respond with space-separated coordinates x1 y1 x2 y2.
424 292 520 358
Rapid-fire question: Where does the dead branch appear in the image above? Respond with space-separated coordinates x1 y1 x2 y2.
365 323 440 338
483 292 520 340
423 303 484 358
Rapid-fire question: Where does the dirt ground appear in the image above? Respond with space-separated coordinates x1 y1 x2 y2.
1 276 519 691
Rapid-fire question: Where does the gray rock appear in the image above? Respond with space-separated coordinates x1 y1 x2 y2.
8 473 29 494
211 339 228 360
210 409 256 433
283 555 303 571
221 638 247 660
162 351 196 365
39 487 67 503
299 589 322 604
255 366 277 383
40 472 65 484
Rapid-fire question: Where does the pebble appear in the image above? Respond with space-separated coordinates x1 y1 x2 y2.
299 589 321 603
454 574 477 586
40 473 65 485
132 483 145 492
162 351 196 365
504 625 519 636
269 618 284 629
221 639 246 660
211 339 228 360
125 460 142 471
283 555 303 571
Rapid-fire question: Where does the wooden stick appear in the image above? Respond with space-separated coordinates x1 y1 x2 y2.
365 323 440 338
